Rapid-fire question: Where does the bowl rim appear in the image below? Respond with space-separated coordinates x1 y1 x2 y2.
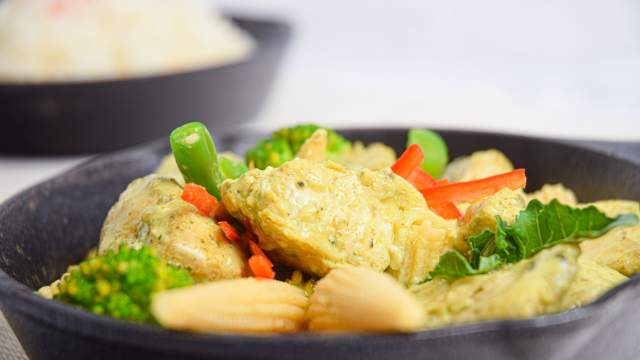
0 127 639 352
0 15 291 88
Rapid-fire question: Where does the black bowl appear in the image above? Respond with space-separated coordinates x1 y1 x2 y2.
1 129 639 360
0 16 290 155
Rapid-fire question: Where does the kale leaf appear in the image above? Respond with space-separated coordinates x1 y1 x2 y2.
430 199 638 279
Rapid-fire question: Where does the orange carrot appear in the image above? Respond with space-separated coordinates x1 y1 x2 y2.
247 239 275 278
248 255 275 279
218 221 239 242
181 183 219 217
248 240 266 257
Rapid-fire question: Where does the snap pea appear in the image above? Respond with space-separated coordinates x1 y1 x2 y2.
170 122 223 199
219 153 249 180
407 129 449 178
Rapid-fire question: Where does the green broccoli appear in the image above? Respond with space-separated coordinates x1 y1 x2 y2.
246 124 351 169
245 138 294 169
54 246 193 323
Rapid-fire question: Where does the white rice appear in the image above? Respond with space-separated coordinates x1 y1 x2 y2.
0 0 255 83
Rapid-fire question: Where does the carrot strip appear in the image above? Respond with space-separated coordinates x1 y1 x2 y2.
218 221 239 242
248 240 267 257
421 169 526 204
181 183 219 217
391 144 424 178
248 255 275 279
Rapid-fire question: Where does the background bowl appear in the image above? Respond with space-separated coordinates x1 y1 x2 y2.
0 16 290 155
0 129 639 360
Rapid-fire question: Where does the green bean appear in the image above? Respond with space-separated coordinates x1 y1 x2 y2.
170 122 223 199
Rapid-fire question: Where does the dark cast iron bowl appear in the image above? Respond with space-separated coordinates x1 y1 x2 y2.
0 128 639 360
0 17 290 155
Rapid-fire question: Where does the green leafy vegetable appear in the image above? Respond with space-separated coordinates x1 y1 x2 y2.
246 124 351 169
407 129 448 178
430 199 638 279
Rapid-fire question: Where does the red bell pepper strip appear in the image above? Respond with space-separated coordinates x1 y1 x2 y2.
218 221 239 242
426 200 462 220
435 179 449 186
181 183 219 217
421 169 526 204
406 167 437 191
391 144 424 178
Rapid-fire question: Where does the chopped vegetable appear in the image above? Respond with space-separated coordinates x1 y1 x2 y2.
407 129 448 178
181 183 219 217
391 144 424 178
393 145 460 219
427 200 462 220
170 122 223 199
54 246 193 323
218 221 239 242
246 124 351 169
406 167 437 191
247 240 275 279
430 199 639 279
218 153 248 180
248 255 276 279
248 240 267 257
421 169 527 204
273 124 350 155
246 138 294 169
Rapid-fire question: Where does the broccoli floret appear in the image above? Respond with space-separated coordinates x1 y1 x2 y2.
246 124 350 169
273 124 350 155
245 138 294 169
54 246 193 323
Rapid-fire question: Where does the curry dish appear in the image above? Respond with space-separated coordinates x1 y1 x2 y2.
39 123 639 334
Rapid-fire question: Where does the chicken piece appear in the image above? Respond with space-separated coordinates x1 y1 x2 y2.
296 129 327 161
443 149 513 182
527 184 577 206
579 200 640 276
460 188 527 244
410 245 579 328
220 158 445 282
583 200 640 218
335 141 397 170
155 154 184 185
390 217 458 285
556 258 627 311
99 175 247 281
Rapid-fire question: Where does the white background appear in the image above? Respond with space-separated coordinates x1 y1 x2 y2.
1 0 639 201
220 0 640 139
